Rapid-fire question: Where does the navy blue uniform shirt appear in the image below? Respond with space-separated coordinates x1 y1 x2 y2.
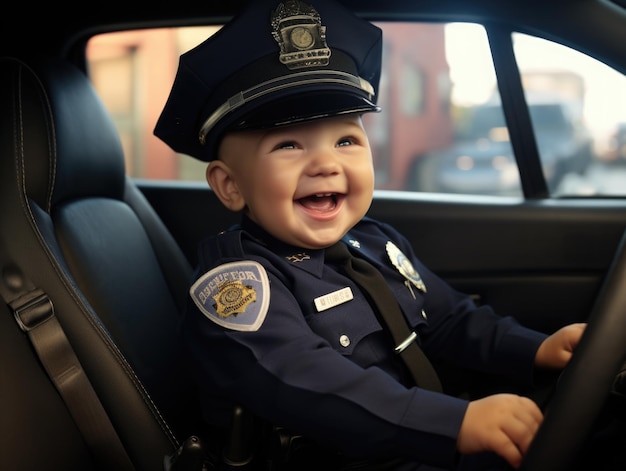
182 215 547 469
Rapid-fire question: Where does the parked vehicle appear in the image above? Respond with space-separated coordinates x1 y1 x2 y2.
2 1 626 471
428 99 593 195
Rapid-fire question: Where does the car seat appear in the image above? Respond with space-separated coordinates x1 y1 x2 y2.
0 55 207 470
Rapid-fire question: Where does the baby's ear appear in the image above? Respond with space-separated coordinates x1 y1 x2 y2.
205 161 246 211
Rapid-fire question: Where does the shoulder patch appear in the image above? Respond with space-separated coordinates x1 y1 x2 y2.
190 261 270 331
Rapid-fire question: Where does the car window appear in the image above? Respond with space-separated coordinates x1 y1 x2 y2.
513 32 626 196
86 22 626 197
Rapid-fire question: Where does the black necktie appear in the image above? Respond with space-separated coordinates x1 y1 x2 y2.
325 242 442 392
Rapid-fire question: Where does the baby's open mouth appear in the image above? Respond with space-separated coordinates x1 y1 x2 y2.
297 193 343 212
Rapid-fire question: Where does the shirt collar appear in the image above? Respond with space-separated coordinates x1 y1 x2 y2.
239 215 326 278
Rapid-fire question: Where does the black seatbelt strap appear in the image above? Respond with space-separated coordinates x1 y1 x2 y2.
0 261 135 471
325 242 443 392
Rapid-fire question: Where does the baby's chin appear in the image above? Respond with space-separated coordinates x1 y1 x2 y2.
291 223 355 250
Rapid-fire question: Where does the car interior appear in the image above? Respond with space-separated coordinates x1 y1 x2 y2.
2 1 626 471
0 55 202 470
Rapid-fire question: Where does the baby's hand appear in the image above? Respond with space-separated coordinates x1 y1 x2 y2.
457 394 543 468
535 323 586 369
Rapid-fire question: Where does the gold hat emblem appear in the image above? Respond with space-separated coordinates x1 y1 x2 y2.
271 0 331 69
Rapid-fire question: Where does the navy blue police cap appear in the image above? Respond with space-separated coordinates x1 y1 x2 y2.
154 0 382 162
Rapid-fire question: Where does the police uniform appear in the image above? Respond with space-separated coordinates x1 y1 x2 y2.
181 214 547 470
154 0 549 469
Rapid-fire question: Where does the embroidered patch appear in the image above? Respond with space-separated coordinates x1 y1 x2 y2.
190 261 270 332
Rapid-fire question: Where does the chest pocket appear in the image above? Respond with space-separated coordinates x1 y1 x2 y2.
303 290 383 355
391 282 428 330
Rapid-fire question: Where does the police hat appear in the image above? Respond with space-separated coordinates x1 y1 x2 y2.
154 0 382 162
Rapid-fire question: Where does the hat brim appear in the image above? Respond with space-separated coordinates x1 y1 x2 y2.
230 90 380 132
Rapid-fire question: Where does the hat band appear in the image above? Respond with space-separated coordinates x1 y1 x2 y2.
198 70 375 145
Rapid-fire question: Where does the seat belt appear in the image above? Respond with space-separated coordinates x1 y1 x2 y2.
0 257 136 471
325 242 443 392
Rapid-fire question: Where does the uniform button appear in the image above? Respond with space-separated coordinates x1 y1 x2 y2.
339 335 350 347
421 309 427 319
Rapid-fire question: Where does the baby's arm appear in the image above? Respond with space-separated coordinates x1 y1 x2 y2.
456 323 586 468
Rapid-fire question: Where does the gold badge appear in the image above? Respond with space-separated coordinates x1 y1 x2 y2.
213 280 257 318
386 241 427 293
271 0 331 70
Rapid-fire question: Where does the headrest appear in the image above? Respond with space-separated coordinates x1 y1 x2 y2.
11 57 125 211
154 0 382 162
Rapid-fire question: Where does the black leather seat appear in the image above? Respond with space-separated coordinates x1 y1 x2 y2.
0 56 203 470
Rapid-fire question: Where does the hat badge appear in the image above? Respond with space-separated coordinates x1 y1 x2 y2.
271 0 331 70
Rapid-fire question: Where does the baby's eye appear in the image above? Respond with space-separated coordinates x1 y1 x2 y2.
337 137 355 147
274 141 297 150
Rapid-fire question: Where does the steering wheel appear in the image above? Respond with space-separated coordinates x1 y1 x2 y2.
519 230 626 471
